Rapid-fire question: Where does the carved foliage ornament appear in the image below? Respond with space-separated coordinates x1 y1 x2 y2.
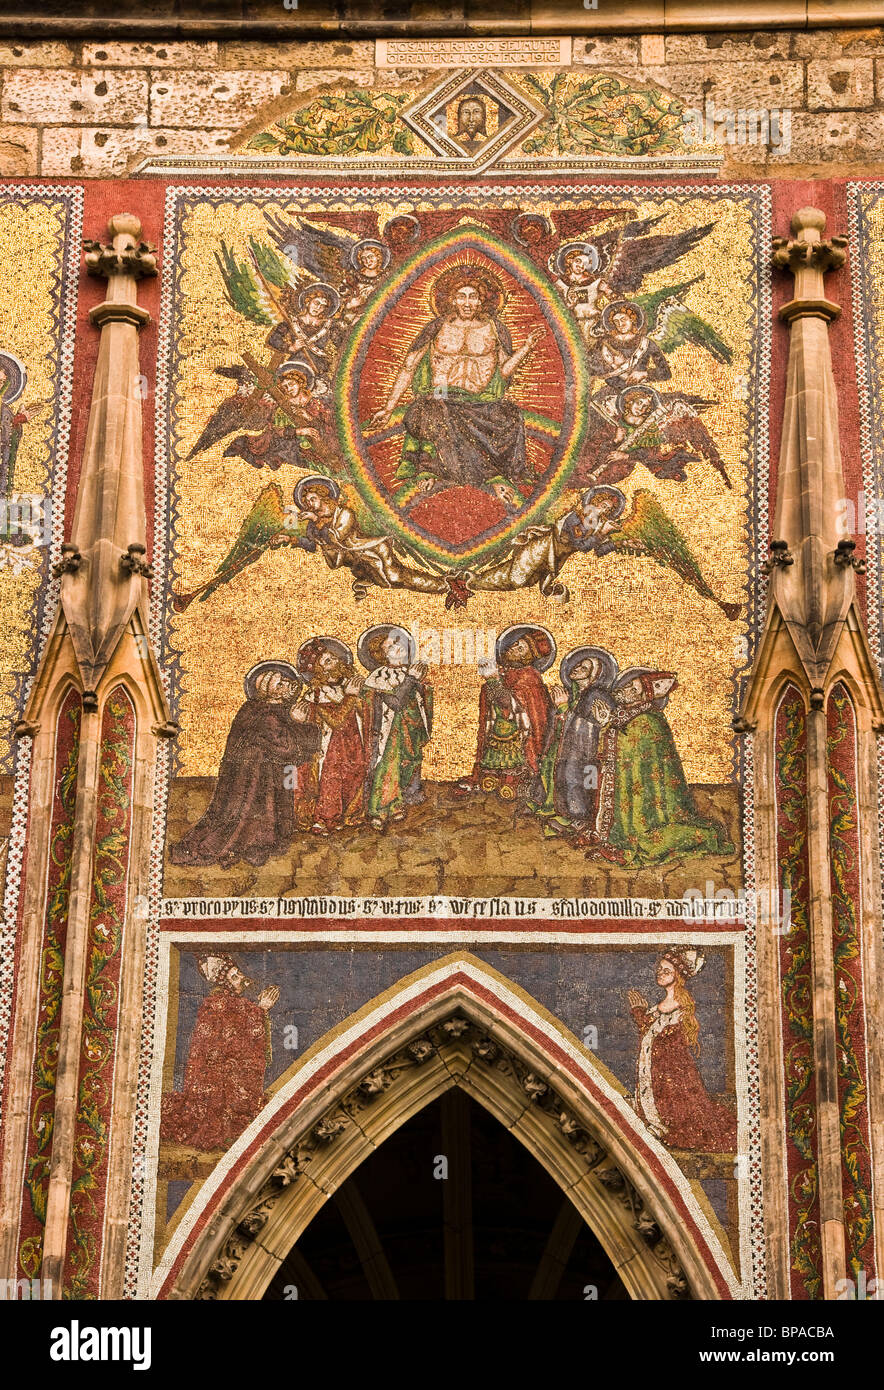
84 236 158 282
192 1013 691 1301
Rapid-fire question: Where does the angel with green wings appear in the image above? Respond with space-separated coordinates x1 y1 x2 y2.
548 214 724 345
215 234 341 385
171 477 470 613
261 210 393 327
192 231 344 468
215 212 392 370
585 281 731 395
193 214 396 464
458 484 740 618
632 278 732 365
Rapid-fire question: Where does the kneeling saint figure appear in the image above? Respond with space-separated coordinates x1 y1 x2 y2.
169 662 320 869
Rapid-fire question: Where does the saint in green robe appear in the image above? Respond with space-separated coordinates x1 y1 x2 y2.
605 708 733 866
362 668 433 822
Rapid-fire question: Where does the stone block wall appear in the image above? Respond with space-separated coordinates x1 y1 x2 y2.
0 29 882 177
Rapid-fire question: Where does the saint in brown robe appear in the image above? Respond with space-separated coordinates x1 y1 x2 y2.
169 694 320 868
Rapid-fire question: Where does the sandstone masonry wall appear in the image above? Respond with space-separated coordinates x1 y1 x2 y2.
0 30 882 178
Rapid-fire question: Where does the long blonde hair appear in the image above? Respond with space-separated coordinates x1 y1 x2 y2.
673 975 700 1053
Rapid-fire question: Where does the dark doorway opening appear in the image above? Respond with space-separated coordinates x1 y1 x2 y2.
263 1090 629 1300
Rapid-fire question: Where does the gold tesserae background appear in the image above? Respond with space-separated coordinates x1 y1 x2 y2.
0 200 68 769
166 193 755 785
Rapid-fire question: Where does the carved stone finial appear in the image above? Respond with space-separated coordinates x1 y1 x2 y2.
84 213 157 282
791 206 827 237
772 209 847 276
772 205 847 328
108 212 142 242
49 204 170 718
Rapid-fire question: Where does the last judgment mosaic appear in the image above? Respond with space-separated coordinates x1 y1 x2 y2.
125 172 771 1300
157 185 766 900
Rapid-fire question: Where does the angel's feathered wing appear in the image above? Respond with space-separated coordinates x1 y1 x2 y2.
588 214 665 274
172 484 307 610
215 242 276 325
214 482 299 569
186 367 273 460
607 221 716 297
634 278 732 365
262 212 357 285
607 489 740 618
658 401 732 489
248 235 298 292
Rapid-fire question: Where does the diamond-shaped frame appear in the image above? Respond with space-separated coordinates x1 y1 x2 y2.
399 68 547 173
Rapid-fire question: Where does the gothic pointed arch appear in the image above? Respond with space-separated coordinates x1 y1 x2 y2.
154 955 738 1302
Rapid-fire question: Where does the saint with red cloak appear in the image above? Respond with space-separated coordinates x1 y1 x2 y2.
293 636 368 834
168 662 321 869
161 953 279 1152
458 624 556 799
628 946 737 1153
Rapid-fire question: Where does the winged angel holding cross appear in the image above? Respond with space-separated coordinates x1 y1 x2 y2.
175 209 740 617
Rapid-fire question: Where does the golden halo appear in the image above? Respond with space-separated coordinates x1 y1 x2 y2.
429 261 505 318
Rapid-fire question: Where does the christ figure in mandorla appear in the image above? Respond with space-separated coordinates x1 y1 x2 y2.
366 264 544 512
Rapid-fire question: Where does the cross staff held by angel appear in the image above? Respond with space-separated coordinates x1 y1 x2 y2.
186 356 343 476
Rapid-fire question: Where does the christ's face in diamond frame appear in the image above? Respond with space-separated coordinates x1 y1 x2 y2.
457 98 487 142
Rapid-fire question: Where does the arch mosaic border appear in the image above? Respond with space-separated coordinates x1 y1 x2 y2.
152 956 739 1301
